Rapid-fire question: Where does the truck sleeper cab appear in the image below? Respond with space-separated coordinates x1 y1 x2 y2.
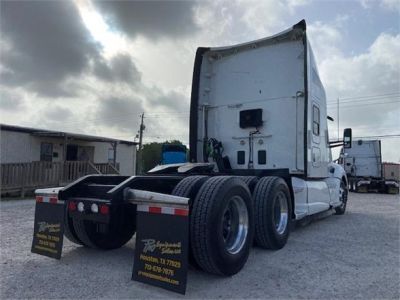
52 20 349 276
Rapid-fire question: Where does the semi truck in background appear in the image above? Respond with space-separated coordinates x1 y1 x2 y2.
340 140 399 194
33 20 352 278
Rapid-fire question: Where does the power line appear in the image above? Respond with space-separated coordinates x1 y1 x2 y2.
327 95 400 106
327 100 400 109
330 124 400 131
353 134 400 139
145 111 189 115
327 92 400 102
144 134 188 138
145 115 189 119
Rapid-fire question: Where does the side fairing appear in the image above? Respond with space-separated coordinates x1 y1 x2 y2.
324 162 347 206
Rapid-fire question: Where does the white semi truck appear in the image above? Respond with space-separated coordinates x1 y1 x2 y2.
35 20 351 276
340 140 399 194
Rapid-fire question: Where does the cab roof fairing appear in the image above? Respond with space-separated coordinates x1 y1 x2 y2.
203 19 307 61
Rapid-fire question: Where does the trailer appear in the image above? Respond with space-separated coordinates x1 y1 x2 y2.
383 162 400 182
340 140 399 194
32 20 352 287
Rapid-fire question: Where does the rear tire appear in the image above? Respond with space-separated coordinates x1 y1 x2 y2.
190 176 254 276
171 176 209 268
335 180 348 215
236 176 259 193
73 203 136 249
172 176 209 205
253 176 292 250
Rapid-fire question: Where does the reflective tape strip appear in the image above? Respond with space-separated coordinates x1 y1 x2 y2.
36 196 63 205
174 208 189 216
149 206 162 214
137 204 189 216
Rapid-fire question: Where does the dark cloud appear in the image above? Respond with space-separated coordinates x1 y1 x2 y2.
147 89 189 112
93 54 141 84
0 1 100 97
96 97 145 132
94 1 199 39
95 91 189 139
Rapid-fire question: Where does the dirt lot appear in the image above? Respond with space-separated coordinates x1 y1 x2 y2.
1 192 399 299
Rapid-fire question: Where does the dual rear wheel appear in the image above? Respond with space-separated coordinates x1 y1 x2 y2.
172 175 292 275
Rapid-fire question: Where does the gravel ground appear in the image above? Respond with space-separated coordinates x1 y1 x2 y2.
1 192 399 299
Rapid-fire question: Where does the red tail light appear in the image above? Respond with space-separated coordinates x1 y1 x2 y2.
68 201 77 211
100 204 109 215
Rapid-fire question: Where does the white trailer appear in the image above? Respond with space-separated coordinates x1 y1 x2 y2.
33 20 351 277
341 140 399 193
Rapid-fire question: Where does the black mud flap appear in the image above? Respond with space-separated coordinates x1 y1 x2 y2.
31 190 65 259
129 190 189 295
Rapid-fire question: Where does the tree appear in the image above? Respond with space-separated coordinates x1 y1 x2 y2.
139 140 185 173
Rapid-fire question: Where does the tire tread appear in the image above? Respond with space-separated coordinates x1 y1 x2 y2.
190 176 231 275
253 176 291 249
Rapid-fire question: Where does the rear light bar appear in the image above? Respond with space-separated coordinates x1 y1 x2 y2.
68 201 109 215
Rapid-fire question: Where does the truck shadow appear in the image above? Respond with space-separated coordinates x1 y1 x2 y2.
292 209 334 231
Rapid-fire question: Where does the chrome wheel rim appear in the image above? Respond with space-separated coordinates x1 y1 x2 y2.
273 191 288 235
222 196 249 254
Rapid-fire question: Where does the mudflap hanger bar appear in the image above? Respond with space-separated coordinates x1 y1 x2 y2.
125 189 189 208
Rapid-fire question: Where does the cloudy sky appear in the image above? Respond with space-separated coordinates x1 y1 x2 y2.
0 0 399 161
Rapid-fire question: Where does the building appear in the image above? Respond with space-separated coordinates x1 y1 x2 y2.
1 124 137 196
383 162 400 182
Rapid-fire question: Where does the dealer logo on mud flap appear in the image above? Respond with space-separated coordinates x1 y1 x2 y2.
31 200 65 259
132 205 189 295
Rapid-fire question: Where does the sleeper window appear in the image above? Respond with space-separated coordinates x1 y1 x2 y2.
313 105 320 136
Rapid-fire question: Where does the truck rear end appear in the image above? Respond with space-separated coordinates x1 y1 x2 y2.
342 140 399 193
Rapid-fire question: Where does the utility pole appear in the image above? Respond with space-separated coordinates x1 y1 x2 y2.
137 113 145 174
337 97 340 141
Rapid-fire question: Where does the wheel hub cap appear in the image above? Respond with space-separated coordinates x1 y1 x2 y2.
273 191 288 235
222 196 249 254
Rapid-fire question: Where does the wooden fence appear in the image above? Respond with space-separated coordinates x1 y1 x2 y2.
94 163 120 175
1 161 120 197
